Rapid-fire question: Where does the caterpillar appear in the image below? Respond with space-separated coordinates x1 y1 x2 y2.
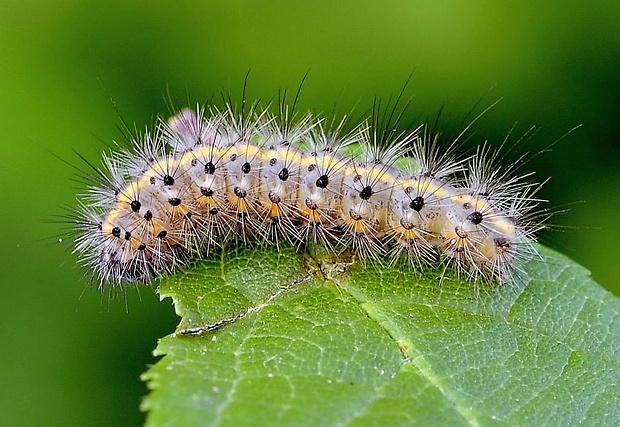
71 95 546 287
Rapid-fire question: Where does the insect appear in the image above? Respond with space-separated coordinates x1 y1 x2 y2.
69 93 547 288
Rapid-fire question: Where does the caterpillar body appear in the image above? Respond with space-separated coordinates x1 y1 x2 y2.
72 99 544 287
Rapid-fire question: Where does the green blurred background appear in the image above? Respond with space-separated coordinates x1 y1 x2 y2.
1 1 618 425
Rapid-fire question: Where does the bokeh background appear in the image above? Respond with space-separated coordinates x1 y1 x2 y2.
1 1 618 425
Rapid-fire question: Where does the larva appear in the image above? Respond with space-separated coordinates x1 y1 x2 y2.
71 98 544 287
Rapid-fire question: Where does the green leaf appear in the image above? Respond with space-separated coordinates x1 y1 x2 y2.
141 245 620 426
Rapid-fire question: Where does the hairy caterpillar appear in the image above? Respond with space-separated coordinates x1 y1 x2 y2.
70 94 546 287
